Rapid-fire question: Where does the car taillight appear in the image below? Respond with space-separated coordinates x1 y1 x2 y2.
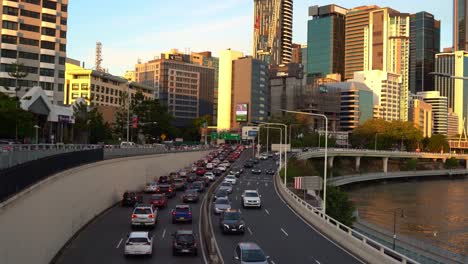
188 211 192 215
131 214 137 218
149 214 155 218
194 242 197 247
157 188 160 192
169 188 173 192
172 211 176 215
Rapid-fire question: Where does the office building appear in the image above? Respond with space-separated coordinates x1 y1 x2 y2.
231 56 269 129
217 49 244 131
454 0 468 51
363 8 410 121
409 12 440 93
0 0 69 105
448 108 459 137
291 43 303 64
269 63 305 116
434 51 468 134
301 44 308 73
323 81 373 132
353 70 401 121
417 91 448 135
253 0 293 65
344 5 379 80
307 4 347 77
408 98 433 137
135 57 214 126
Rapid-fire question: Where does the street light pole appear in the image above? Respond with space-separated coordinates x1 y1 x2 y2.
126 89 130 143
374 133 378 151
282 109 328 214
34 125 40 145
392 208 404 250
257 122 288 184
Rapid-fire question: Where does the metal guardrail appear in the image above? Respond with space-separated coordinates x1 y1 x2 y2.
275 173 419 264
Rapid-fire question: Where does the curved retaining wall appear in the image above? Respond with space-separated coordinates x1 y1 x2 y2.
0 151 209 264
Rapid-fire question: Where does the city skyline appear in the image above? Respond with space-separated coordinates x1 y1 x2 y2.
68 0 451 75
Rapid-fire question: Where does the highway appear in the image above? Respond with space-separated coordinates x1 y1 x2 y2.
211 156 364 264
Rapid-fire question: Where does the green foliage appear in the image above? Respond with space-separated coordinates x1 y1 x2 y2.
350 119 423 151
0 93 34 139
403 158 418 171
279 157 318 183
424 134 449 153
73 101 112 144
326 185 356 226
445 157 459 169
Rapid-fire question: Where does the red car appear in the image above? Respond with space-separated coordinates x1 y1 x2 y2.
150 193 168 208
195 167 206 176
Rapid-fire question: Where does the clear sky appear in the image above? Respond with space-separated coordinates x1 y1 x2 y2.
67 0 452 75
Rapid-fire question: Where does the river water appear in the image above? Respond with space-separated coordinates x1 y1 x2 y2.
347 178 468 256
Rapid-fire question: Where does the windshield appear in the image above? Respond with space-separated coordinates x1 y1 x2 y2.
176 207 189 212
186 190 198 195
224 212 241 220
176 234 194 243
242 249 266 262
245 192 258 198
216 190 228 196
134 208 152 214
128 237 148 244
174 179 183 183
216 199 229 205
221 183 231 187
151 194 163 199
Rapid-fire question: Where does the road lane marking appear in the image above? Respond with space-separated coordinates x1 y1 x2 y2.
280 228 289 237
315 260 321 264
116 238 123 248
247 227 253 235
271 261 276 264
247 182 250 186
162 228 166 239
257 181 259 185
236 195 238 200
265 209 270 215
265 182 268 187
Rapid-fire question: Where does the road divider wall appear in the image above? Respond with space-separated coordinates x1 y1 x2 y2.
0 150 209 264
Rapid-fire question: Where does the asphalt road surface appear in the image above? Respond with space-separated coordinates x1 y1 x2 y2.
211 156 365 264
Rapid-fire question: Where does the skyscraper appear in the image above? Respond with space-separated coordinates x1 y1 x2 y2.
307 4 347 78
344 5 379 80
409 12 440 93
417 91 448 135
253 0 293 65
454 0 468 51
0 0 69 105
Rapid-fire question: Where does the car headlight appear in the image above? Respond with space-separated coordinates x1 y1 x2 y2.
224 224 230 229
239 224 244 229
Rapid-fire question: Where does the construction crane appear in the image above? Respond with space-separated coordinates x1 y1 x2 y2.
95 42 104 72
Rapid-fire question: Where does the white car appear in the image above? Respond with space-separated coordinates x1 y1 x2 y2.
131 205 157 227
204 172 215 181
206 163 214 170
259 154 268 160
217 165 227 172
144 182 158 193
221 162 231 168
224 175 237 185
124 232 153 256
241 190 262 208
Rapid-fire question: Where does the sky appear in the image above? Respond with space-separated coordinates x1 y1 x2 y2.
67 0 452 75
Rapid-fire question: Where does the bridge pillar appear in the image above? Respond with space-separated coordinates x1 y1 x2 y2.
383 157 389 173
355 157 361 171
328 156 334 168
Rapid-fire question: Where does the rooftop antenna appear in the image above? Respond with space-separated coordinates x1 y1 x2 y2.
95 42 104 72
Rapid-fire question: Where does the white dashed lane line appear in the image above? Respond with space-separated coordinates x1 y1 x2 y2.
162 228 166 239
116 238 123 249
281 228 289 237
247 227 253 235
265 209 270 215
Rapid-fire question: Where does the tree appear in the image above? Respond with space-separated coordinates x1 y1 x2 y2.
445 157 459 169
0 93 34 140
425 134 449 153
326 185 356 226
73 102 112 144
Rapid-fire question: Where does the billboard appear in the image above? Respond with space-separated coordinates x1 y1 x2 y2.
236 103 248 122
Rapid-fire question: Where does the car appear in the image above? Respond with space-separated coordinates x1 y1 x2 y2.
178 169 188 177
241 190 261 208
224 175 237 185
213 168 223 176
149 194 168 208
172 230 198 256
190 181 206 192
173 178 187 191
199 176 211 187
144 182 158 193
206 163 214 170
220 209 245 234
259 154 268 160
131 205 157 228
213 197 231 214
213 189 229 201
230 168 243 177
204 172 215 181
169 172 179 179
124 232 153 257
233 242 269 264
187 173 198 183
243 162 254 168
218 182 233 194
195 167 206 176
172 205 193 223
265 169 276 175
182 189 199 203
267 152 274 158
251 168 262 175
221 161 231 168
158 175 171 184
156 184 176 198
122 191 143 206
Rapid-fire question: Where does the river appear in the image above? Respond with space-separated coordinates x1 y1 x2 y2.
347 178 468 256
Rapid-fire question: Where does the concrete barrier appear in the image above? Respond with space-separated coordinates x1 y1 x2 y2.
0 150 209 264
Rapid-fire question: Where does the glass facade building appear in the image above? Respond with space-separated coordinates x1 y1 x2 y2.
409 12 440 93
454 0 468 51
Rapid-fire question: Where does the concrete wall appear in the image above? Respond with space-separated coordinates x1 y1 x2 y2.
0 151 209 264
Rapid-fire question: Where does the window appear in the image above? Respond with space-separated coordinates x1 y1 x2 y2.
20 37 39 46
58 70 64 79
72 83 79 90
41 41 55 50
20 23 40 32
20 9 40 19
19 51 39 60
42 13 56 23
58 57 66 65
2 35 17 44
2 21 18 30
22 65 38 74
41 27 55 36
3 6 18 16
40 54 55 63
42 1 57 10
40 82 54 91
60 30 66 39
81 84 88 90
59 44 66 52
24 0 40 4
1 49 17 58
91 84 95 91
39 68 55 77
60 18 67 25
61 4 68 12
58 83 64 92
71 93 79 99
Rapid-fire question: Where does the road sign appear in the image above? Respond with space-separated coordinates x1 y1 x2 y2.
221 132 240 140
294 176 323 190
211 132 219 139
160 133 166 141
248 130 258 137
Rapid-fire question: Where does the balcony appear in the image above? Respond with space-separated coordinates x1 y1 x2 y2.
41 21 57 29
1 29 20 36
41 35 57 42
4 0 19 8
0 43 18 50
